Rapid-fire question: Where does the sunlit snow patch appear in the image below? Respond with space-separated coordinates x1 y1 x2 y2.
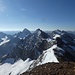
38 45 59 65
0 58 34 75
0 36 10 46
53 34 60 39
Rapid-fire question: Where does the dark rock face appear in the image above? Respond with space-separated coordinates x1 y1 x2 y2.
6 29 52 61
0 32 14 59
56 37 64 47
35 29 50 39
0 28 32 62
0 37 21 63
52 30 75 62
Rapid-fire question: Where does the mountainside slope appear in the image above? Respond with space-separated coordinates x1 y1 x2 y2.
0 29 31 63
0 58 34 75
5 29 53 62
0 29 75 75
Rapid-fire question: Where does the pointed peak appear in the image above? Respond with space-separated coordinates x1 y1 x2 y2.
53 29 62 35
33 28 42 36
35 28 42 32
34 28 50 38
23 28 29 32
36 28 41 31
56 29 61 32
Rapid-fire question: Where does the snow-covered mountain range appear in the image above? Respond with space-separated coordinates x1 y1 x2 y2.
0 28 75 75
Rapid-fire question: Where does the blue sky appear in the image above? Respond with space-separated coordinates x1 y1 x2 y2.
0 0 75 31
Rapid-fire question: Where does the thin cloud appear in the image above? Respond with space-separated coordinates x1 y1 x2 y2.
21 8 27 11
6 14 8 17
0 0 6 12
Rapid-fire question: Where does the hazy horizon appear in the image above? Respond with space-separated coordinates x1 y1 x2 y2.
0 28 75 32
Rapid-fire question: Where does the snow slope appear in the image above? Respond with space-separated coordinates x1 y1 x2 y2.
29 45 59 70
40 45 59 64
0 58 34 75
0 45 59 75
37 45 59 65
0 36 10 46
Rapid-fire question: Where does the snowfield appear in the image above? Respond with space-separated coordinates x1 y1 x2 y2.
33 45 59 67
40 45 59 64
0 58 34 75
0 45 59 75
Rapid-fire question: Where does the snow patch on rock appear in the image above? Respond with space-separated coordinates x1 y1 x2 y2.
53 34 60 39
0 36 10 46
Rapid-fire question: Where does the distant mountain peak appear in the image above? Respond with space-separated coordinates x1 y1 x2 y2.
14 28 31 39
34 28 50 39
36 28 41 31
35 28 42 33
23 28 30 32
34 29 42 36
53 29 62 35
